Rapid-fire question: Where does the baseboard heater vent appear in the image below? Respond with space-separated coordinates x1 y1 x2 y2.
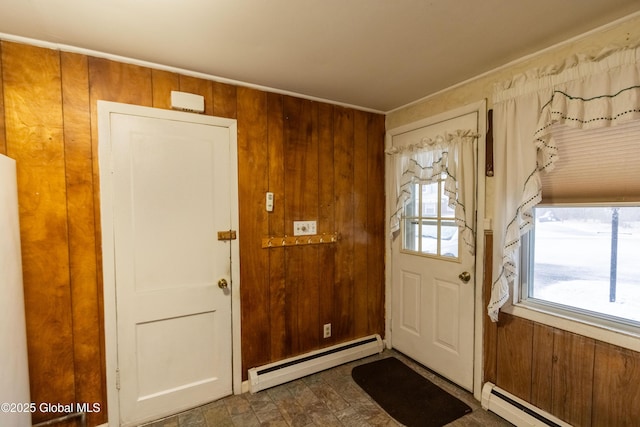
482 382 572 427
248 334 383 393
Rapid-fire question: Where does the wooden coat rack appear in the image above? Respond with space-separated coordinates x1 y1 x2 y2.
261 232 340 248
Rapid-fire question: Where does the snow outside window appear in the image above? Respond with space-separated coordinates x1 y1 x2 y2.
522 206 640 329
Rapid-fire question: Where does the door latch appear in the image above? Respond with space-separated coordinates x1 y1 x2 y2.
217 230 237 241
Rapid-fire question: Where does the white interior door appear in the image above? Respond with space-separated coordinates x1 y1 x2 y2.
389 111 479 392
100 104 238 426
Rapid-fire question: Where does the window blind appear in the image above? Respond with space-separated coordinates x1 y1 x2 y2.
540 119 640 203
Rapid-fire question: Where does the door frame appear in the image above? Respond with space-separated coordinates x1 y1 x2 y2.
98 101 242 425
384 100 487 400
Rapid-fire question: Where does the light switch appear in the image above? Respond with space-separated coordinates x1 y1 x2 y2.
266 192 274 212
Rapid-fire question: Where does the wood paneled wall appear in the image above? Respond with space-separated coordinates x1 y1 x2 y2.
483 232 640 426
237 89 386 372
0 40 385 426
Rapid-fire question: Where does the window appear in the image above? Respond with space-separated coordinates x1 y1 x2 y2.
518 120 640 331
522 205 640 327
402 175 459 259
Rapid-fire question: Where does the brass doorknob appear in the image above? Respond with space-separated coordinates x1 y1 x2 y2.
218 278 229 289
458 271 471 283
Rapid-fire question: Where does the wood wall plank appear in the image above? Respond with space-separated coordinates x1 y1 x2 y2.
151 69 179 109
352 111 369 337
317 103 336 345
267 92 287 359
213 82 237 119
283 97 303 356
60 51 106 426
237 87 271 372
296 100 320 353
283 97 320 354
593 342 640 426
482 232 498 385
366 113 385 335
0 42 5 155
2 42 76 424
496 313 533 401
552 330 595 426
88 58 153 106
531 323 554 413
333 107 355 341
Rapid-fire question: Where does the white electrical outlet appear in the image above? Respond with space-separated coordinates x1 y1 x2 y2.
323 323 331 338
293 220 317 236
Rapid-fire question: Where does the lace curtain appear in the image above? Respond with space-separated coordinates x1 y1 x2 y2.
489 45 640 322
387 129 478 255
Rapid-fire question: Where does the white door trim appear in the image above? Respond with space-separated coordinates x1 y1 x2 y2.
98 101 242 426
384 99 486 400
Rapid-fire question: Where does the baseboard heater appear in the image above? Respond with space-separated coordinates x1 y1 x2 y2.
248 334 383 393
481 382 572 427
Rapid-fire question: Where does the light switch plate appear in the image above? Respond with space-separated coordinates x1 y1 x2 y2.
293 221 316 236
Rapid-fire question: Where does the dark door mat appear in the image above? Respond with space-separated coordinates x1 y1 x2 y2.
351 357 472 427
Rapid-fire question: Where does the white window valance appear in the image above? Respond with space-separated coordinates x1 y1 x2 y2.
489 45 640 322
387 129 478 255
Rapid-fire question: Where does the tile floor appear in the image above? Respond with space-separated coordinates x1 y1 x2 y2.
141 349 512 427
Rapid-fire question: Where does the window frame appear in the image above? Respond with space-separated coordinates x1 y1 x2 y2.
400 179 461 262
504 202 640 352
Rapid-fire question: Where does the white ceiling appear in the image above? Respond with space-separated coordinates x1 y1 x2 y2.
1 0 640 112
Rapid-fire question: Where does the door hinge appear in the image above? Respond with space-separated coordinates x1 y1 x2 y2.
116 369 121 390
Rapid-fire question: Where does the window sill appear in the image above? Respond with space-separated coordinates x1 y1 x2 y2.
502 302 640 353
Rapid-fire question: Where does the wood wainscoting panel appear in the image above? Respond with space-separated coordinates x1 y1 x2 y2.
551 329 595 427
352 110 370 337
60 51 106 426
88 57 153 107
592 342 640 426
317 102 337 346
237 87 271 373
267 92 287 360
151 69 180 110
2 41 76 424
333 106 355 341
283 96 320 355
366 113 385 335
213 82 238 119
496 313 533 402
482 232 497 384
530 323 554 414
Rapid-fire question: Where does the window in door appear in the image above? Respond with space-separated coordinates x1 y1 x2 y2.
402 174 459 259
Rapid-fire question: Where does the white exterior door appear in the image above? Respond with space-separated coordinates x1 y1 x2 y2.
99 103 238 426
389 110 480 392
